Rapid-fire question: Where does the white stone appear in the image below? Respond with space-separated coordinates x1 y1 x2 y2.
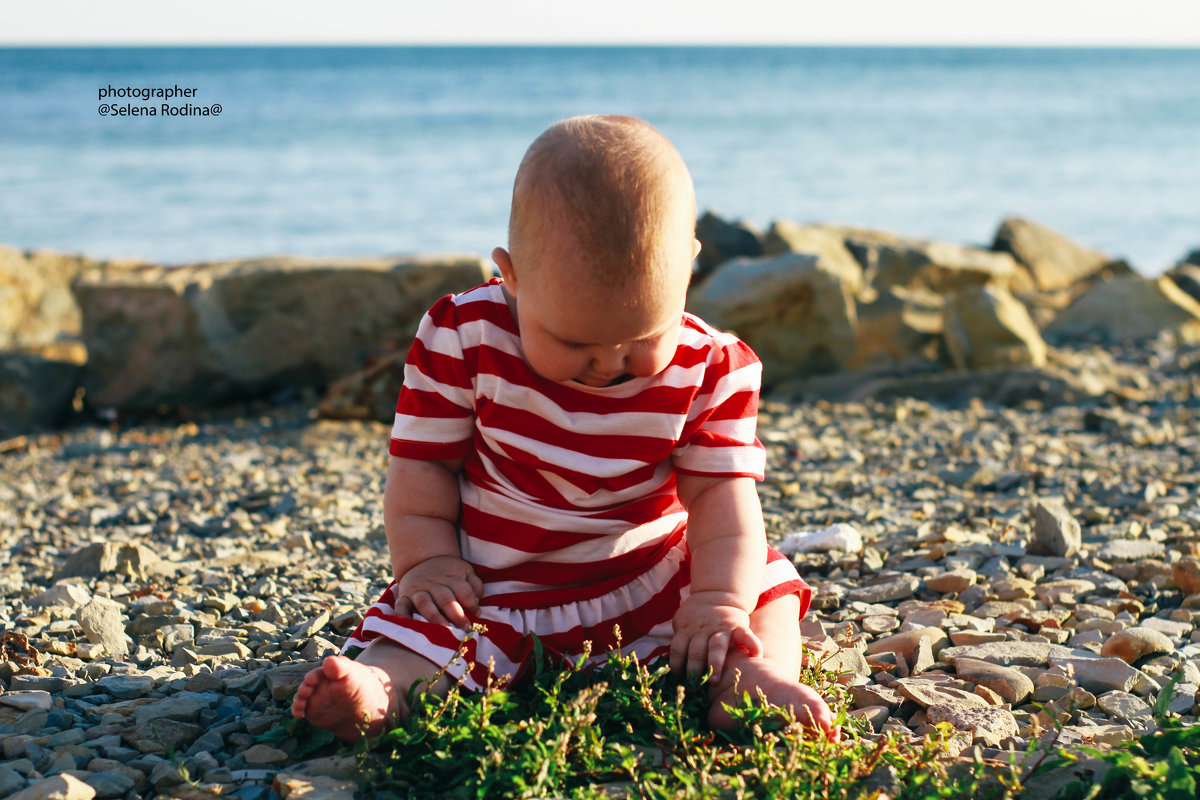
77 597 131 658
26 582 91 609
777 523 863 555
7 774 96 800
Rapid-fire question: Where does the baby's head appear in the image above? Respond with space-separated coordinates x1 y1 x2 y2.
492 115 700 387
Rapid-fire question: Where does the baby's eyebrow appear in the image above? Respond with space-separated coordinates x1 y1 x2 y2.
546 316 680 347
557 332 662 347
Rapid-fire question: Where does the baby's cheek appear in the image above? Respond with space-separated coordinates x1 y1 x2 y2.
638 344 675 377
527 339 583 382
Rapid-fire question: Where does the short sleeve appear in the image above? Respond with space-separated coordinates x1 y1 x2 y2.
389 294 476 461
671 336 766 479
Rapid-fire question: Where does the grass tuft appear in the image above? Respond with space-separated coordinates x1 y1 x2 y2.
329 640 1022 800
1033 674 1200 800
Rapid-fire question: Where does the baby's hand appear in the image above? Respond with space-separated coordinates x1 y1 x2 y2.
394 556 483 629
670 591 763 683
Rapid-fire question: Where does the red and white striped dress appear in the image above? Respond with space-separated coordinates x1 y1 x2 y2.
344 278 810 689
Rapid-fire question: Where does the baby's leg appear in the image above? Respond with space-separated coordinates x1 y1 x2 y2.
708 594 840 742
290 639 451 743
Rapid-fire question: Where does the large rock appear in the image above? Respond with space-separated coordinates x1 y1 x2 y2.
991 217 1117 292
943 284 1047 370
0 351 83 437
73 255 491 411
768 222 1019 295
687 241 861 384
848 233 1020 296
0 246 105 350
1045 275 1200 345
843 286 943 371
694 210 763 280
761 219 858 258
1167 261 1200 305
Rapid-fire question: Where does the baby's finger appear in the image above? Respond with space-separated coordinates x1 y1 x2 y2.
467 572 485 599
452 580 480 613
687 635 709 678
730 626 763 659
668 633 690 675
394 595 415 618
411 590 452 627
440 598 469 628
428 584 469 628
706 631 730 684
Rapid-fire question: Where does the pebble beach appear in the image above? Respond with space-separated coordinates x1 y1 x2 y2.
1 337 1198 799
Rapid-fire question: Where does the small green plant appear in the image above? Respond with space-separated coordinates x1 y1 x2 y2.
335 636 1015 800
1036 674 1200 800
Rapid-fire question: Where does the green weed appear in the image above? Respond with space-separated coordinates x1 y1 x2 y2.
1035 675 1200 800
335 637 1019 800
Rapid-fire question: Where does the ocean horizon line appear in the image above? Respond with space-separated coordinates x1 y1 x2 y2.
4 42 1200 51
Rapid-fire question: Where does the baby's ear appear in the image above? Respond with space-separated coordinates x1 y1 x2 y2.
692 238 702 260
492 247 517 291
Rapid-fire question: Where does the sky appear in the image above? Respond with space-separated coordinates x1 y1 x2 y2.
3 0 1200 47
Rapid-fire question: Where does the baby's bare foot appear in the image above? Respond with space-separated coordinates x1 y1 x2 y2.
290 655 397 742
709 657 840 742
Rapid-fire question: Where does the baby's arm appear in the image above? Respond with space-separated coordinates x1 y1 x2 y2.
384 455 482 628
670 474 768 682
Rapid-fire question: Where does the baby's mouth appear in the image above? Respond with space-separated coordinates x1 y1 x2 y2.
575 373 634 388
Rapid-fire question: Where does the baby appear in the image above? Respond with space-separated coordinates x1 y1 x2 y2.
291 114 838 743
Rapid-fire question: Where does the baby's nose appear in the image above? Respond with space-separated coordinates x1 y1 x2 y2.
592 346 627 373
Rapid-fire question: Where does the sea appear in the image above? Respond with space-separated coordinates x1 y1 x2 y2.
2 46 1198 275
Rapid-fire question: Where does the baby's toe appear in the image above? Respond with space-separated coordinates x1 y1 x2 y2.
320 654 355 680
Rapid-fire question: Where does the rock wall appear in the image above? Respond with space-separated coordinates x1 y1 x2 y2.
4 220 1199 432
72 255 491 411
692 214 1200 405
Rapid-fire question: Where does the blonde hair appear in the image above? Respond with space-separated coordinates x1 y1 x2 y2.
508 115 696 290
